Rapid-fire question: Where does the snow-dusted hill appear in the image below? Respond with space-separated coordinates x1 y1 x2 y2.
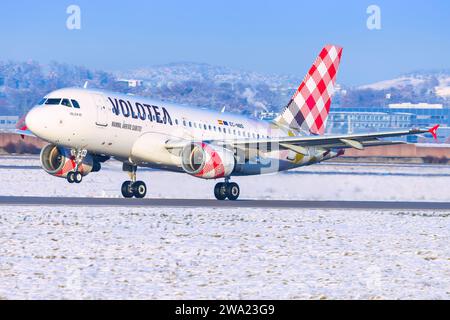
359 76 428 91
338 71 450 108
116 62 300 114
119 62 297 88
358 71 450 98
2 59 450 116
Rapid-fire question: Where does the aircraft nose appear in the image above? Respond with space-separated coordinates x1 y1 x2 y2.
25 107 46 136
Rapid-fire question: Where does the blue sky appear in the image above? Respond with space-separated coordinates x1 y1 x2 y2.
0 0 449 85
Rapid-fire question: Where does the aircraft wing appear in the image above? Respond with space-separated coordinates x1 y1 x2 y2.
13 129 36 138
166 126 439 155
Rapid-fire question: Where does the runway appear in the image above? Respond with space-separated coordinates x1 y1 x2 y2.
0 196 449 210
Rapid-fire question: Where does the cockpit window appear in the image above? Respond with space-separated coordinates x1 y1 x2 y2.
61 99 72 108
45 98 62 105
71 100 80 109
38 98 47 105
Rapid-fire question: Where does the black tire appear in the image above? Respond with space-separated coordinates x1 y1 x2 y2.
121 181 134 198
67 172 75 184
214 183 227 200
74 172 83 184
133 181 147 199
226 182 240 201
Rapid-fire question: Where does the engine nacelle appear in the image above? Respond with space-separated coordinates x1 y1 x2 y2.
40 144 98 178
181 142 235 179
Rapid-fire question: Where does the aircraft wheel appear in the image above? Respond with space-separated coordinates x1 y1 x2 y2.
214 183 227 200
67 172 75 184
133 181 147 199
121 181 134 198
226 182 240 201
74 171 83 184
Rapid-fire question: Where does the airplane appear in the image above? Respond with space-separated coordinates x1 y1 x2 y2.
17 45 439 200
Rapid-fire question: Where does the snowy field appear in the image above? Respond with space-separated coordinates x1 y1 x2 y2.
0 207 449 300
0 156 449 299
1 156 450 201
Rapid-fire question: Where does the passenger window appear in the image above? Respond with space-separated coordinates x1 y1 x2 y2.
71 100 81 108
45 98 62 105
183 120 186 126
175 119 179 125
189 122 192 127
61 99 72 108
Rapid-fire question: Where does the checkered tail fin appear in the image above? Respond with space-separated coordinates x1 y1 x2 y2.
276 45 343 135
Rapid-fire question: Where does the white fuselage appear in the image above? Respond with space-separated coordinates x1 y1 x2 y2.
25 88 334 176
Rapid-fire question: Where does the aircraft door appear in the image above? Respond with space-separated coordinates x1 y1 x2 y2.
93 94 109 127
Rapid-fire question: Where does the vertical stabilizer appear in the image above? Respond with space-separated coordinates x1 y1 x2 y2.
276 45 343 135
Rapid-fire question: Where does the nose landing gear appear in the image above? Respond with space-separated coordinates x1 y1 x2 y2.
67 148 87 184
214 178 240 201
121 163 147 199
67 171 83 184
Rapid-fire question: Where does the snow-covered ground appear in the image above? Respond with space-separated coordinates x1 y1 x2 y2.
0 207 448 300
1 156 450 201
0 156 449 299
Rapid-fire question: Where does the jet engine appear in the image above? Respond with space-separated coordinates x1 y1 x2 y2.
40 144 101 178
181 142 235 179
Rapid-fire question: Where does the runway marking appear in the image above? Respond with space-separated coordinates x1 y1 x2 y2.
0 196 449 210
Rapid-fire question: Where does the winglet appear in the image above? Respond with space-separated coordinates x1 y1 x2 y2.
16 114 28 131
428 125 440 140
14 113 36 139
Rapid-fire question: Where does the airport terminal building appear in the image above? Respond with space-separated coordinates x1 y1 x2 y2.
0 116 18 131
260 102 450 142
328 103 450 142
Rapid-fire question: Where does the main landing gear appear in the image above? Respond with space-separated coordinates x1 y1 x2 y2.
214 178 240 201
67 149 87 184
67 171 83 184
121 163 147 199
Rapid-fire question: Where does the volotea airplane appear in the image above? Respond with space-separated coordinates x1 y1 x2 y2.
18 45 439 200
